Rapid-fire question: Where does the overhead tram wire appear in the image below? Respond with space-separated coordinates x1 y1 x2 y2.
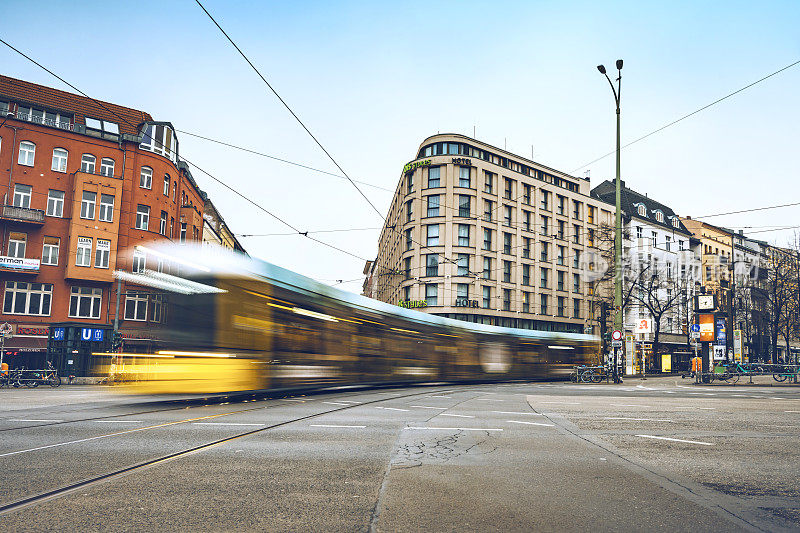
694 201 800 219
0 37 372 264
571 59 800 173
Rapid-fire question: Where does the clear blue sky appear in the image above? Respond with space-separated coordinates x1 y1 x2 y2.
2 0 798 288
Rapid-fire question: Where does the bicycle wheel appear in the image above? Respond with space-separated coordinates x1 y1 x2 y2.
580 370 595 383
727 373 740 384
773 373 788 382
49 375 61 388
591 372 603 383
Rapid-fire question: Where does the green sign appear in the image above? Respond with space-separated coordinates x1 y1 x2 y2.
398 300 427 309
403 159 431 173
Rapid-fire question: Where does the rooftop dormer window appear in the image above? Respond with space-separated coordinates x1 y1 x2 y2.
670 216 680 229
14 104 72 130
139 123 177 162
634 203 647 217
85 117 120 139
654 210 664 223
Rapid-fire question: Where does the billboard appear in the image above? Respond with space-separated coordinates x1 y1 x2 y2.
699 314 715 342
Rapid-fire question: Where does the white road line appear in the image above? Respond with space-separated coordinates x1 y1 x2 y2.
674 407 716 410
491 411 543 416
8 419 64 422
605 417 674 422
337 400 362 404
192 422 264 426
611 404 641 407
405 427 503 432
310 424 366 428
506 420 554 427
635 434 713 446
428 395 452 398
322 402 351 406
475 398 504 402
410 406 448 410
374 407 409 412
93 420 144 424
281 399 305 402
540 402 580 405
438 413 474 418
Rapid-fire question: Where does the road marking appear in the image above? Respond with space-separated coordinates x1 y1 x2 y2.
192 422 264 426
428 395 452 398
410 405 448 410
475 398 504 401
310 424 366 428
674 407 716 410
281 399 305 402
605 417 674 422
635 434 713 446
540 402 580 405
611 404 641 407
506 420 554 427
374 407 409 412
405 427 503 432
8 419 64 422
322 402 351 406
438 413 474 418
337 400 362 404
93 420 143 424
491 411 543 416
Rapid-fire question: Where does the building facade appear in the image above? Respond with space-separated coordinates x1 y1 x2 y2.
0 75 206 374
202 194 247 253
369 134 613 333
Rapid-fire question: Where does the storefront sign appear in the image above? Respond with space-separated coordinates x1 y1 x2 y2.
0 256 40 270
452 158 472 166
398 300 427 309
454 298 478 308
403 159 431 173
15 325 49 336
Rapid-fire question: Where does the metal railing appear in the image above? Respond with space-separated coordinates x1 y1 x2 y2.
15 111 74 131
1 204 45 223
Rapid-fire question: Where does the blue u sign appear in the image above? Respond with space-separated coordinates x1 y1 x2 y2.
53 327 65 341
81 328 105 342
93 329 104 342
81 328 92 341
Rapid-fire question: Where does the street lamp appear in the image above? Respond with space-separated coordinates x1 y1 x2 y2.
598 59 623 383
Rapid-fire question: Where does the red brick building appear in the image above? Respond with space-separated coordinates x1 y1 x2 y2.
0 75 205 375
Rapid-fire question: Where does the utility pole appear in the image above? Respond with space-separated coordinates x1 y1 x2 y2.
598 59 624 383
728 233 735 362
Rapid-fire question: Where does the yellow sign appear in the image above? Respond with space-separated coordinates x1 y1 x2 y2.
661 354 671 373
699 314 715 342
733 330 743 362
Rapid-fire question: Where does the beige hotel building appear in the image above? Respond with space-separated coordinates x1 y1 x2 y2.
369 134 613 334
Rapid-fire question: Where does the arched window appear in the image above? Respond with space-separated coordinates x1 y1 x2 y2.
100 158 115 177
51 148 68 172
671 217 680 228
636 204 646 217
80 154 96 173
654 210 664 223
18 141 35 166
140 166 152 189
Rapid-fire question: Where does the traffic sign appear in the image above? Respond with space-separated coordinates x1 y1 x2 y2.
690 331 700 339
612 340 623 348
0 322 12 338
690 324 700 333
611 330 623 341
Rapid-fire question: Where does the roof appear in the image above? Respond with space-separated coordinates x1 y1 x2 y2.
591 180 692 236
0 75 152 136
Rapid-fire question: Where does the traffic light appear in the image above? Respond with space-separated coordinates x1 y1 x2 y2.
111 332 122 351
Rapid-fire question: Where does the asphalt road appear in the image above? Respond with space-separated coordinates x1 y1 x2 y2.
0 376 798 532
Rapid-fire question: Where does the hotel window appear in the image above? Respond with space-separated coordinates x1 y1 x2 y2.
136 205 150 230
42 237 59 266
573 249 580 269
540 242 549 262
655 211 664 223
172 182 177 201
503 205 513 226
540 267 549 288
448 143 460 155
140 167 153 189
160 211 168 235
95 239 110 268
405 200 413 222
164 174 171 196
426 254 439 277
557 220 565 240
573 273 581 293
98 194 114 222
503 260 512 283
588 206 596 224
458 166 471 188
502 288 512 311
637 204 647 217
540 215 549 236
540 190 549 211
456 253 469 276
671 217 680 229
557 296 566 317
405 229 413 250
75 237 92 266
483 228 492 251
403 286 410 301
69 286 101 319
80 191 96 219
80 154 96 173
428 167 440 188
557 245 565 265
406 173 414 194
556 195 565 215
522 264 530 286
51 148 68 172
458 224 470 246
180 223 187 242
522 237 531 258
85 117 120 139
484 200 493 222
404 257 412 279
426 224 439 246
503 232 512 255
587 228 594 247
425 284 438 306
557 270 565 291
573 225 581 244
678 240 685 251
18 141 35 166
458 195 471 217
139 123 176 161
8 232 26 258
572 200 582 220
3 282 52 316
426 195 440 217
456 283 469 301
125 292 149 321
482 286 491 309
504 178 513 199
523 184 531 205
523 210 531 232
47 190 64 217
12 184 32 208
540 294 548 315
484 171 494 194
132 249 146 273
482 257 492 279
523 291 531 313
99 158 115 177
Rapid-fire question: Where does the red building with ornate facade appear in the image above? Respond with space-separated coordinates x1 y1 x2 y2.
0 75 205 375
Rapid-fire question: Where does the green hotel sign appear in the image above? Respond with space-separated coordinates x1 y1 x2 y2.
403 159 431 173
398 300 427 309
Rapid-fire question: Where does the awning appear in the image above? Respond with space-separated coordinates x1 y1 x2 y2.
2 336 47 352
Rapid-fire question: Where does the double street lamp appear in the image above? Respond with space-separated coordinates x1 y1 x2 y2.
598 59 623 383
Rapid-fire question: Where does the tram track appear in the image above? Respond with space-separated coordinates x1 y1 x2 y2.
0 386 449 516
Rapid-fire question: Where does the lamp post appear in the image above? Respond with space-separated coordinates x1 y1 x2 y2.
598 59 624 383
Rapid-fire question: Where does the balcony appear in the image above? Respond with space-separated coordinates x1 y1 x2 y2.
0 255 40 274
1 205 45 225
14 110 74 131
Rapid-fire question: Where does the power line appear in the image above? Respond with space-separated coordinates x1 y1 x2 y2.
572 59 800 173
694 201 800 219
239 227 380 237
